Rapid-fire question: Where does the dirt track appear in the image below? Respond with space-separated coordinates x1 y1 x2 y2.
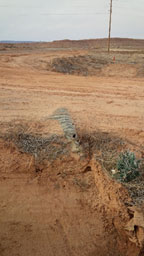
0 41 144 256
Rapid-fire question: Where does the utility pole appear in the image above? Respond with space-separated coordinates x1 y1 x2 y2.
108 0 113 53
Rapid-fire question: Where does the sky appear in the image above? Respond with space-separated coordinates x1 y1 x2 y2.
0 0 144 41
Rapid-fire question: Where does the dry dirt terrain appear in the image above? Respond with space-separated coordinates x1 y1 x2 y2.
0 38 144 256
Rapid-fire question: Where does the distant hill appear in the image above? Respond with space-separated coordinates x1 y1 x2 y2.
47 38 144 49
0 38 144 50
0 40 37 44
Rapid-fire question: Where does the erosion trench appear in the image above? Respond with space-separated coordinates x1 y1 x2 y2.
0 108 144 256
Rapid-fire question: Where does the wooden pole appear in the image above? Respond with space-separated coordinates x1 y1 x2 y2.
108 0 113 53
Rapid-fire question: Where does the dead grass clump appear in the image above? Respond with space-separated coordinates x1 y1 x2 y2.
78 130 144 179
0 122 68 161
49 55 109 76
47 51 144 77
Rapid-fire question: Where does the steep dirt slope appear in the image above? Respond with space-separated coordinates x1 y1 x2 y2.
0 132 144 256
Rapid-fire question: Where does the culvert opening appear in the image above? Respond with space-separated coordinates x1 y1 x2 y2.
83 166 92 173
134 225 138 233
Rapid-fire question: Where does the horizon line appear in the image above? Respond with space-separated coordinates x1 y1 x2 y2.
1 37 144 44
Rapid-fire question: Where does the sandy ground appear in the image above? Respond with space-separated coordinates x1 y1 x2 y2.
0 52 144 144
0 43 144 256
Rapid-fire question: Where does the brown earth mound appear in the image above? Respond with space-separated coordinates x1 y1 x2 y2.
48 55 109 76
47 54 144 77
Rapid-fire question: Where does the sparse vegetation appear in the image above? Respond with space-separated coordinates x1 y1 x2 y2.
49 55 109 76
116 150 140 182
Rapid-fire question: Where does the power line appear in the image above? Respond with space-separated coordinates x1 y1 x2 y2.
42 12 107 16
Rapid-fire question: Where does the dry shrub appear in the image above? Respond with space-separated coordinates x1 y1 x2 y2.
78 130 144 177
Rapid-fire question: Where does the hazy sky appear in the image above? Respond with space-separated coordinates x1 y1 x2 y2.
0 0 144 41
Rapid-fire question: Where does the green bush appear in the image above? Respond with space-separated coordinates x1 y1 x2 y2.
116 150 140 182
